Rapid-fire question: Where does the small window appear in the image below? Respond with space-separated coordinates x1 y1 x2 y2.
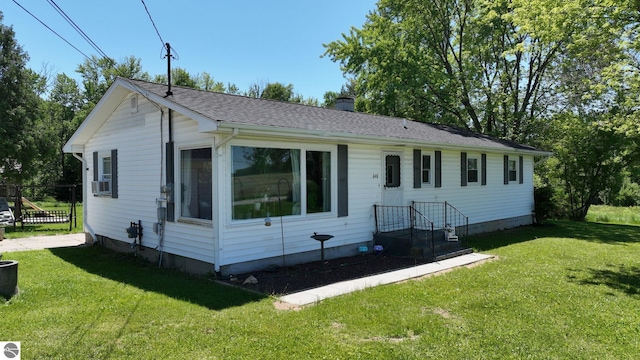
509 160 517 182
422 155 431 184
130 94 138 113
180 147 212 220
102 156 112 181
467 158 479 183
92 150 117 197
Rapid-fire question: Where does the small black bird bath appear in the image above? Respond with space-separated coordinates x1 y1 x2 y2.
310 233 334 264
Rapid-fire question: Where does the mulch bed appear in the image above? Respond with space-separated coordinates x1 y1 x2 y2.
221 253 431 296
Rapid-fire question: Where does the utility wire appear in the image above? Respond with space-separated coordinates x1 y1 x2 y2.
11 0 92 61
46 0 112 62
141 0 165 47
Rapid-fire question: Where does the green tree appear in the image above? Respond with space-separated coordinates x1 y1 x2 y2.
540 112 639 220
323 0 587 141
246 81 318 105
260 82 294 101
0 13 43 184
535 0 640 219
77 55 148 107
47 74 84 189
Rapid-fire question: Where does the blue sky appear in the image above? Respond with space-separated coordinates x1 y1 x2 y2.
3 1 377 102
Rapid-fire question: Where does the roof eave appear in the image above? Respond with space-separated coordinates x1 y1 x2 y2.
216 123 551 155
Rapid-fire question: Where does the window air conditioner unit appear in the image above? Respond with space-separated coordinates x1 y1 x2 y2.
91 180 111 195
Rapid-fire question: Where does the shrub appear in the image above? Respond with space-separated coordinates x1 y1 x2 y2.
534 184 558 223
613 179 640 207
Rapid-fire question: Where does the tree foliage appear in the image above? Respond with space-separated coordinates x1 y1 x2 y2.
324 0 639 219
323 0 615 142
0 14 44 184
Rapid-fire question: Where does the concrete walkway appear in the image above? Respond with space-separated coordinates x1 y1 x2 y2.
278 252 494 307
0 233 86 253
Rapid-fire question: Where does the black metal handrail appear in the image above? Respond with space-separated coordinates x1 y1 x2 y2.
411 207 435 260
373 204 436 259
373 204 412 233
412 201 469 238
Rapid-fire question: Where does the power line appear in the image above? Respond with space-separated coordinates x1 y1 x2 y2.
11 0 92 61
141 0 165 47
46 0 112 62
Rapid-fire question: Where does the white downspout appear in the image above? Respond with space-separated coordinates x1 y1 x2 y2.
73 153 97 243
214 128 238 150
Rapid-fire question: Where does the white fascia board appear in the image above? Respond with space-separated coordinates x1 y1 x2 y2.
63 81 129 153
216 123 551 156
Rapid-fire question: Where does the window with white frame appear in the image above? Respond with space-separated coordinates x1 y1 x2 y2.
422 154 431 184
509 159 517 182
180 147 212 220
467 157 479 183
231 145 333 220
92 150 117 197
101 156 112 181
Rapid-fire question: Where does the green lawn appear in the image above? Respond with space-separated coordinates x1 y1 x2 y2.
1 208 639 359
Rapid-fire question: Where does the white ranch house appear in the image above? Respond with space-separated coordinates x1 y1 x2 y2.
64 78 548 275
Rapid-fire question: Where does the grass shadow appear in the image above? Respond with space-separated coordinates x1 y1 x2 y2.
554 221 640 244
50 245 266 310
568 265 640 298
466 220 640 252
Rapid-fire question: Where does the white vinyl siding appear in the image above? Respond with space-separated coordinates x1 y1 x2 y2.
85 97 216 265
82 90 535 272
407 149 534 224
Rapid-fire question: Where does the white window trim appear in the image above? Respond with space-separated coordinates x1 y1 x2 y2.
508 158 518 183
421 151 434 186
227 139 337 225
100 154 112 181
176 143 214 225
467 155 480 185
130 94 138 114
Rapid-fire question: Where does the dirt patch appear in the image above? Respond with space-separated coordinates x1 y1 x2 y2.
221 253 432 296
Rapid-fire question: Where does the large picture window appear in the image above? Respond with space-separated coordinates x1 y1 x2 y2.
232 146 333 220
180 148 212 220
232 146 302 220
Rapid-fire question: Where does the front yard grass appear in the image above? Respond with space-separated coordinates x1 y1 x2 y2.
1 209 639 358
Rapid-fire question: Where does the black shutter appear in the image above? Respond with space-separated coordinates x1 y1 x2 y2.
166 141 175 221
519 156 524 184
504 155 509 185
337 144 348 217
481 153 487 186
413 149 421 189
461 152 467 187
93 151 99 181
435 151 442 188
111 149 118 198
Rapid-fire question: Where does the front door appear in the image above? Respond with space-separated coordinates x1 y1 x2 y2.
383 151 403 206
381 151 407 231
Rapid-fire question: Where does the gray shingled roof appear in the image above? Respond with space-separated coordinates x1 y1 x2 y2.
125 78 545 153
